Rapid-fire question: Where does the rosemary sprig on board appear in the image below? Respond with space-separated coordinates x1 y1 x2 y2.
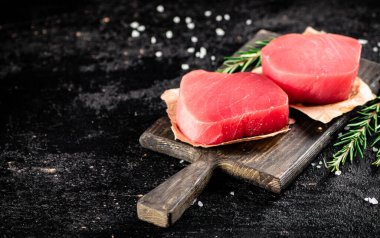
217 40 271 74
327 97 380 171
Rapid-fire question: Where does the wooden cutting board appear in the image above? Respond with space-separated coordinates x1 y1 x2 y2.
137 29 380 228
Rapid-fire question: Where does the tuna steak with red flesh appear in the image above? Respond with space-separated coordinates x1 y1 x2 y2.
261 33 361 104
176 70 289 145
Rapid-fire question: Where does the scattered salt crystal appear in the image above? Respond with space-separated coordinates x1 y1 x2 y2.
364 197 370 201
204 10 212 17
102 17 110 24
316 165 321 169
156 5 164 13
373 147 378 152
200 47 207 56
211 55 216 61
187 22 195 30
319 161 323 165
195 52 200 58
179 160 184 163
181 64 190 70
155 51 162 58
173 16 180 23
311 163 316 166
338 132 343 137
187 47 195 53
373 46 378 52
370 198 378 204
335 171 342 176
246 19 252 25
151 36 157 44
191 36 198 43
166 30 173 39
230 191 235 196
224 14 230 21
185 17 192 23
197 201 203 207
137 25 145 32
216 15 223 21
216 28 225 36
358 39 368 45
130 21 139 29
192 199 197 205
344 126 350 130
378 42 380 47
131 30 140 38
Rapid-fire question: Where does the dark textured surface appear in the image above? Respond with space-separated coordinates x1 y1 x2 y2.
0 0 379 237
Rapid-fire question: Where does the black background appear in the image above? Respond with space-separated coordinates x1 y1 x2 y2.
0 0 379 237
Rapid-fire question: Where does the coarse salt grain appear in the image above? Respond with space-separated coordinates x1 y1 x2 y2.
179 160 184 163
191 36 198 43
137 25 145 32
155 51 162 57
319 161 323 165
246 19 252 25
216 15 223 21
378 42 380 47
364 197 370 201
204 10 212 17
185 17 192 23
358 39 368 45
131 30 140 38
373 46 378 52
156 5 164 13
130 21 139 28
173 16 180 23
195 52 200 58
216 28 225 36
197 201 203 207
211 55 216 61
230 191 235 196
151 36 157 44
187 47 195 53
311 163 316 166
334 171 342 176
166 30 173 39
200 47 207 56
373 147 378 152
316 165 321 169
370 198 378 204
187 22 195 30
224 14 230 21
181 64 189 70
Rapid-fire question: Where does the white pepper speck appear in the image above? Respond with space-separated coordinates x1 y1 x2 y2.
216 15 222 21
373 147 378 152
187 22 195 30
211 55 216 61
204 10 212 17
181 64 189 70
187 47 195 53
334 171 342 176
173 16 180 23
230 191 235 196
166 30 173 39
130 21 139 28
216 28 225 36
373 46 378 52
156 5 164 13
224 14 230 21
155 51 162 58
131 30 140 38
185 17 192 23
316 165 321 169
151 36 157 44
191 36 198 43
358 39 368 45
197 201 203 207
137 25 145 32
246 19 252 25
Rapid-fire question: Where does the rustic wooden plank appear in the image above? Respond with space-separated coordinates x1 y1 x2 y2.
138 29 380 227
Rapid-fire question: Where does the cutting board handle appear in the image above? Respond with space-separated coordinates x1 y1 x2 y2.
137 159 216 227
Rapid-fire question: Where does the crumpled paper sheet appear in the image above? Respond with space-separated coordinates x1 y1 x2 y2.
161 89 290 148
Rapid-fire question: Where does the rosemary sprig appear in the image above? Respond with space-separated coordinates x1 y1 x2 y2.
217 40 271 74
327 97 380 171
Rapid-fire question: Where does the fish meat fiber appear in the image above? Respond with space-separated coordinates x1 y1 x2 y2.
261 33 361 104
176 70 289 145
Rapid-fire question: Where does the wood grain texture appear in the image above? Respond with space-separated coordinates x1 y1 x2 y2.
138 29 380 227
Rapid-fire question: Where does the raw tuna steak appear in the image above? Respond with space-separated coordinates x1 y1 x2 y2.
176 70 289 145
261 33 361 104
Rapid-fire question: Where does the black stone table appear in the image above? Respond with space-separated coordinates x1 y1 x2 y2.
0 0 379 237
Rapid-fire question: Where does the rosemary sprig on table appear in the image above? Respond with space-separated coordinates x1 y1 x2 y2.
327 97 380 171
217 40 271 74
